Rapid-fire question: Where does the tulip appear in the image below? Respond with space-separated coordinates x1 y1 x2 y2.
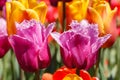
6 0 47 35
0 18 10 58
51 20 111 70
8 19 54 72
53 66 99 80
86 0 118 47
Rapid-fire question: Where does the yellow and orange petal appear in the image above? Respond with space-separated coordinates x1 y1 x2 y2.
63 74 83 80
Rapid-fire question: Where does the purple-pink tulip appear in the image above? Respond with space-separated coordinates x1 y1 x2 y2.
51 20 111 70
9 19 54 72
0 18 10 58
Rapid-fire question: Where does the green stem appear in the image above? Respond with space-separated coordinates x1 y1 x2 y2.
62 0 66 31
2 57 6 80
10 49 15 80
94 48 101 76
20 69 25 80
34 70 40 80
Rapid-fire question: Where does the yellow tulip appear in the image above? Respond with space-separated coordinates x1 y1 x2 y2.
63 74 83 80
6 0 47 35
58 0 89 30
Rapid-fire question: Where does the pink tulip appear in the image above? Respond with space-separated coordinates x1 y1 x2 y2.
0 18 10 58
9 19 54 72
51 20 110 69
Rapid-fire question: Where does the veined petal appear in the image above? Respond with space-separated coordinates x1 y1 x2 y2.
66 34 90 68
67 0 89 21
60 31 74 49
92 34 111 53
38 40 51 69
51 32 62 47
18 0 29 8
9 35 39 72
44 22 55 39
86 7 105 35
10 1 25 11
33 1 47 23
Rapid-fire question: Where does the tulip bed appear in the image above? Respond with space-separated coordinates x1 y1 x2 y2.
0 0 120 80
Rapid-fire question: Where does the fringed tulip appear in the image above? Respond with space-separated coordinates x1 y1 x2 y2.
6 0 47 35
51 20 110 70
8 20 54 72
0 18 10 58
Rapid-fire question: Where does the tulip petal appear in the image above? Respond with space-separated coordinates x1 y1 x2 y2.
16 20 43 47
33 2 47 23
10 1 25 11
9 35 39 72
38 40 51 69
86 7 105 35
0 36 10 58
18 0 29 8
60 31 74 49
51 32 63 47
92 34 111 53
80 70 91 80
44 22 55 39
66 34 90 68
63 74 83 80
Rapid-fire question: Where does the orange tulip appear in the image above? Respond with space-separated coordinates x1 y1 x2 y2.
86 0 118 47
6 0 47 35
52 66 99 80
